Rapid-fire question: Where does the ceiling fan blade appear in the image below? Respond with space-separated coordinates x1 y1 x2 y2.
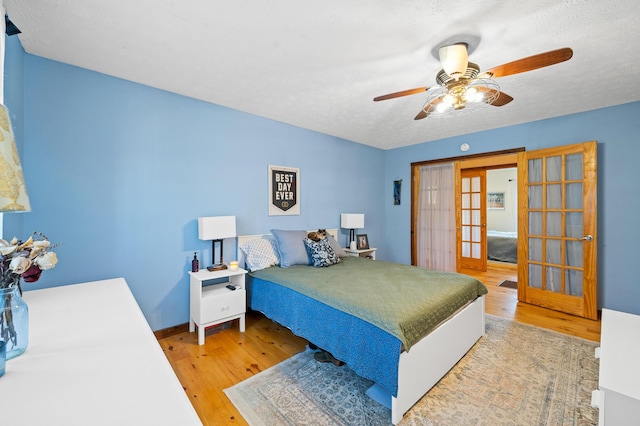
483 48 573 78
414 97 443 120
414 109 428 120
490 91 513 106
474 87 514 106
374 86 429 102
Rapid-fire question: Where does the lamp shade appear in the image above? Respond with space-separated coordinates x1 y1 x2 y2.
439 43 468 78
0 104 30 212
198 216 236 240
340 213 364 229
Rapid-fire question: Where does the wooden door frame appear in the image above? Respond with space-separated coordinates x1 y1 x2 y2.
411 148 524 266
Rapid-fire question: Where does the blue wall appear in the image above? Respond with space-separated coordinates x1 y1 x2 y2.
6 35 640 328
6 40 384 330
384 102 640 315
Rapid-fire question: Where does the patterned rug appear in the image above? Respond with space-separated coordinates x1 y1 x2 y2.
224 315 599 425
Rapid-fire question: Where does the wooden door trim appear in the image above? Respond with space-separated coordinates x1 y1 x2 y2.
410 148 524 168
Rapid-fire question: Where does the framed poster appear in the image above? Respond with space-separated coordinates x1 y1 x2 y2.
488 192 505 209
269 165 300 216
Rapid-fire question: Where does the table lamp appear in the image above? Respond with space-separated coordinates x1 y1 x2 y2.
341 213 364 250
198 216 236 271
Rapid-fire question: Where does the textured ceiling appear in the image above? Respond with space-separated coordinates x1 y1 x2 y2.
5 0 640 150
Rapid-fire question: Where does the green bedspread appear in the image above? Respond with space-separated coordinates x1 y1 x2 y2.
250 256 488 350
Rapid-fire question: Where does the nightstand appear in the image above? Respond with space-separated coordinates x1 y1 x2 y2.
188 267 247 345
344 247 377 260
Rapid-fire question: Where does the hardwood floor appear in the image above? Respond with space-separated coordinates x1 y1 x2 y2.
158 262 601 425
460 262 601 341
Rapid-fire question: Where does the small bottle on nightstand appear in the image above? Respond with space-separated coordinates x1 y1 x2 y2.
191 252 199 272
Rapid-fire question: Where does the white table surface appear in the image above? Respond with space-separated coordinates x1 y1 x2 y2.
0 278 201 425
599 308 640 401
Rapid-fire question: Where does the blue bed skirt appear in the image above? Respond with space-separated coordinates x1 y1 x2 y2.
248 275 402 397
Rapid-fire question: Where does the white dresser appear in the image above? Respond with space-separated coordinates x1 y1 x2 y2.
0 278 201 425
592 308 640 425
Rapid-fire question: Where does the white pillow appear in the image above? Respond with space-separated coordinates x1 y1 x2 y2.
240 237 280 271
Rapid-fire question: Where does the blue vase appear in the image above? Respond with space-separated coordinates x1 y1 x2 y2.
0 286 29 360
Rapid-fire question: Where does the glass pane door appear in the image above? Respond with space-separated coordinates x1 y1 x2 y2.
459 169 486 271
518 142 597 319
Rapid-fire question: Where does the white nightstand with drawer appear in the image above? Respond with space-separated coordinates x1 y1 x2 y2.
344 247 377 260
189 267 247 345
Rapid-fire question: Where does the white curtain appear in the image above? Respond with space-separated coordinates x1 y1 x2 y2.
417 163 456 271
527 155 583 296
510 176 518 231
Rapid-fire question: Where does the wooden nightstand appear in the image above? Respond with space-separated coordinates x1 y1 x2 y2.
188 267 247 345
344 247 377 260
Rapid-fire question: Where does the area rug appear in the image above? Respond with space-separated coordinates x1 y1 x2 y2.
499 279 518 289
224 315 599 425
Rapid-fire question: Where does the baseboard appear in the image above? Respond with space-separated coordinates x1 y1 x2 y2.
153 320 235 340
153 322 189 340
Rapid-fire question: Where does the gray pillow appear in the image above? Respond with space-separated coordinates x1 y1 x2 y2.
325 233 347 257
270 229 310 267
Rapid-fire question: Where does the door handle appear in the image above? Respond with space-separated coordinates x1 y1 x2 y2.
579 235 593 241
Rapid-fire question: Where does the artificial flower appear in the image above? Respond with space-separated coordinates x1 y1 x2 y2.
35 251 58 270
0 232 59 290
9 256 31 274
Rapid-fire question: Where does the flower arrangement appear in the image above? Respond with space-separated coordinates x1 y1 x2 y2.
0 232 58 292
1 232 58 358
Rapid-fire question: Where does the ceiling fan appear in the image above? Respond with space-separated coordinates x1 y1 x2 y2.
373 44 573 120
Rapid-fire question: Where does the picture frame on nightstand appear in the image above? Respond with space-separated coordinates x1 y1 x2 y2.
356 234 369 250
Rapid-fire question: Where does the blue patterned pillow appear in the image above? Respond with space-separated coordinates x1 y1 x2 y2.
304 237 341 267
240 236 280 271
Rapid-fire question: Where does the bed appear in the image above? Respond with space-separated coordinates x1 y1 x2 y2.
237 229 487 424
487 230 518 263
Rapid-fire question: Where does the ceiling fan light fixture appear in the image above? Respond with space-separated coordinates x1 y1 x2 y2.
438 43 468 80
422 78 501 118
436 101 450 113
469 79 501 105
466 87 484 103
442 93 455 106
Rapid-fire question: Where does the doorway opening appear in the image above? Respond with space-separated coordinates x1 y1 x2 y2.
486 167 518 265
411 148 522 275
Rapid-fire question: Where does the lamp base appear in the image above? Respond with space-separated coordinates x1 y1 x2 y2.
207 264 227 272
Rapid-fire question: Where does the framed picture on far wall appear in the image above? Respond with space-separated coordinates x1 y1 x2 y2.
356 234 369 250
488 192 505 209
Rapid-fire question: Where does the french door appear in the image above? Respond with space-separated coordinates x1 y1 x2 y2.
517 141 597 319
458 169 487 271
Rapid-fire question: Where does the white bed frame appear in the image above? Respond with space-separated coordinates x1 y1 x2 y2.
237 229 485 425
